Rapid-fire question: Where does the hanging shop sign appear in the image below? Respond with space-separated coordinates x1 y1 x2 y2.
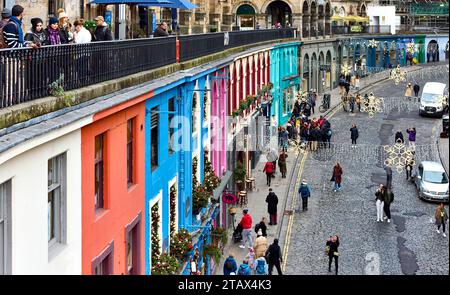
222 192 238 204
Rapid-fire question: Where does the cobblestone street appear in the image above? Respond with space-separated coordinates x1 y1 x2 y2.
284 66 449 275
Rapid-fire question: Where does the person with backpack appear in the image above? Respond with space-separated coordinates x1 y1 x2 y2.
223 253 238 275
263 160 275 186
237 260 252 275
326 235 340 275
266 188 279 225
93 16 113 41
254 229 268 258
298 179 311 211
254 217 267 237
266 239 283 275
253 256 269 275
1 5 36 48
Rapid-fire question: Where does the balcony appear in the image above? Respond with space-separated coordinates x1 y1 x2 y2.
331 25 391 35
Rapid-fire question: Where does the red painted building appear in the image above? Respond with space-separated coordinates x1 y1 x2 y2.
81 98 147 275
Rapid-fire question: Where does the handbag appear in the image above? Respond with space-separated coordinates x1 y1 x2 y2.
330 175 335 182
334 251 340 257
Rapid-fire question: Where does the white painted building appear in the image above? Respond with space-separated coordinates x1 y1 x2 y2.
367 5 398 35
0 123 84 275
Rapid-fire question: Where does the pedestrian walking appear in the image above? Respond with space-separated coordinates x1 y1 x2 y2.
263 161 275 186
404 83 413 101
383 188 394 223
355 94 362 112
245 248 256 270
254 217 268 237
280 127 289 152
395 130 404 144
298 179 311 211
326 235 340 275
331 162 343 192
406 127 416 150
266 239 283 275
375 184 385 222
349 94 356 113
309 90 317 114
93 16 113 41
267 148 278 178
253 256 269 275
435 203 448 237
354 75 360 90
238 209 253 249
341 95 348 112
254 229 269 258
237 260 252 275
413 83 420 102
24 18 49 47
223 253 238 275
350 124 359 147
266 188 279 225
405 158 414 181
278 151 288 178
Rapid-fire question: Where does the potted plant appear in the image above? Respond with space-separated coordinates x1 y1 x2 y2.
211 227 228 246
233 162 246 191
192 184 210 215
203 244 222 264
151 253 180 275
170 229 193 261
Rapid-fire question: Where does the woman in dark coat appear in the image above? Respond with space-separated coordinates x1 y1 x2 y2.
350 123 359 147
332 162 343 192
326 235 340 275
24 18 49 47
278 151 288 178
265 189 279 225
266 239 283 275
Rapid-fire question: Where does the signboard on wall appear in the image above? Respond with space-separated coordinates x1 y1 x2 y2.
104 10 112 26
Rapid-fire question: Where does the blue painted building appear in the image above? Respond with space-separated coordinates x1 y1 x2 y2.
270 42 301 126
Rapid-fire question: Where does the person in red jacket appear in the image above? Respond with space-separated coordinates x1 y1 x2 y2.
263 161 275 186
239 209 253 249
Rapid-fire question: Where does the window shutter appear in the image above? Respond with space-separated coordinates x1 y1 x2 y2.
151 110 159 129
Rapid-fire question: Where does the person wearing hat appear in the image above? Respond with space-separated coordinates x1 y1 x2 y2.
238 209 253 249
0 8 11 29
1 5 36 48
24 18 49 47
298 179 311 211
45 17 63 45
57 8 72 44
93 15 113 41
253 229 268 258
404 83 413 101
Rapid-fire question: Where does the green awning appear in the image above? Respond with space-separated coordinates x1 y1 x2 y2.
411 3 448 15
237 4 255 15
213 170 233 200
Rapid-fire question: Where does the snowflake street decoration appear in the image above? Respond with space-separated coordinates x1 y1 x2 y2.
361 92 384 118
389 65 407 85
368 39 379 49
383 139 415 173
341 63 352 75
289 139 308 155
297 90 308 102
437 94 449 108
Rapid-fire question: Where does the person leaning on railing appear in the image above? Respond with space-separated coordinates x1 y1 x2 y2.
24 18 49 47
1 5 38 48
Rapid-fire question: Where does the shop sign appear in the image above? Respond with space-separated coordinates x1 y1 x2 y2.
222 192 238 204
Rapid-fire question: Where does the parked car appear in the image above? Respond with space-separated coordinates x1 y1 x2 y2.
414 161 449 203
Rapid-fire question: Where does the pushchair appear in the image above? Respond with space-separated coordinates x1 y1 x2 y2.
232 223 243 243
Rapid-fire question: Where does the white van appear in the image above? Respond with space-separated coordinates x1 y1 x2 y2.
419 82 447 117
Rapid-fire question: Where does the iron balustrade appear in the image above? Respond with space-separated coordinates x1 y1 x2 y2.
1 29 295 108
1 37 176 108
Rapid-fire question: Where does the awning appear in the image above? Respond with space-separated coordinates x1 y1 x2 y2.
213 170 233 200
282 74 300 81
154 0 198 9
89 0 173 4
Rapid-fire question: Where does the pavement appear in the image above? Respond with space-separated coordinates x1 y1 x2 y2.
217 63 429 274
438 136 449 175
282 62 449 275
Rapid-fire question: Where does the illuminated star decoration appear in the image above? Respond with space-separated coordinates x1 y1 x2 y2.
383 139 415 173
341 63 352 75
361 92 384 118
389 65 407 85
289 138 308 155
368 39 379 49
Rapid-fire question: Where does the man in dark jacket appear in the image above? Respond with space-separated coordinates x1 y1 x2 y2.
154 22 169 37
395 130 404 144
383 188 394 223
254 217 268 237
265 188 279 226
93 16 113 41
350 124 359 148
413 83 420 102
266 239 283 275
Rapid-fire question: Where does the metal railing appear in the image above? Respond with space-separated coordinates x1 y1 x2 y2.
1 29 296 108
1 37 176 108
331 25 391 35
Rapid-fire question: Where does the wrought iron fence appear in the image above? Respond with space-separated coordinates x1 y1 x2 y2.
0 37 176 108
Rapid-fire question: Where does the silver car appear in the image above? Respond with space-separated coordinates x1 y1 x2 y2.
414 161 449 202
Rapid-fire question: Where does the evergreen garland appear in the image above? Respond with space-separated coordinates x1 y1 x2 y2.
170 185 177 237
151 203 160 270
203 157 220 193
